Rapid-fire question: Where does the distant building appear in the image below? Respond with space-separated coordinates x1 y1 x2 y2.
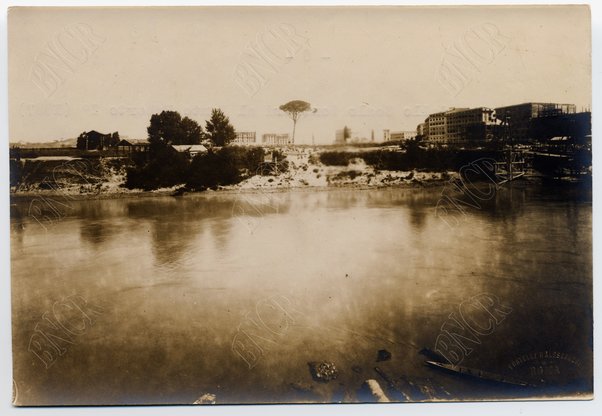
529 111 591 143
418 107 495 144
335 130 342 144
383 129 391 142
171 144 208 157
262 133 290 146
425 111 448 143
232 131 256 145
116 139 133 153
494 102 577 143
388 131 416 141
76 130 120 150
445 107 495 143
335 127 352 144
116 139 150 155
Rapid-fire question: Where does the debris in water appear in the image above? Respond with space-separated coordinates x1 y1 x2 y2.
193 393 216 404
419 347 447 363
358 379 390 403
308 361 339 382
374 366 412 401
377 349 392 362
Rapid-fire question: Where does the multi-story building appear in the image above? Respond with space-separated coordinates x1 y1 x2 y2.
262 133 290 146
232 131 256 145
418 107 495 144
383 129 391 142
425 111 449 143
418 102 584 145
494 102 577 143
446 107 495 143
388 131 416 141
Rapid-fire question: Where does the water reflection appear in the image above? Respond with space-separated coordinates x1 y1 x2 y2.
10 182 592 405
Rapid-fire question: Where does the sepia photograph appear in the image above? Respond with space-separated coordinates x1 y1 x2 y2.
7 4 593 407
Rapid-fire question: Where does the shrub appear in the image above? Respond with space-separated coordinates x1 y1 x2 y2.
319 151 354 166
332 170 362 181
187 149 240 190
125 145 189 190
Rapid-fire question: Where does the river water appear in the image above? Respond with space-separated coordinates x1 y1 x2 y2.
10 181 592 405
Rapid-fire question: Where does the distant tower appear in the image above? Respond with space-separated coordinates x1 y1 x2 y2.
312 133 315 147
371 129 375 142
383 129 391 142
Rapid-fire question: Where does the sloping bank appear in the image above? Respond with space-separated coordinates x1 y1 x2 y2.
10 146 502 199
9 156 453 201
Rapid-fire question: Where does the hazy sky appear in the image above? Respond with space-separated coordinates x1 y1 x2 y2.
8 6 591 144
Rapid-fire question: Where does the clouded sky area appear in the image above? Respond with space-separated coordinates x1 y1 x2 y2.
8 6 591 144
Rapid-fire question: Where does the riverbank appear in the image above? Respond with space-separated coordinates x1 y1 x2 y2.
10 156 455 202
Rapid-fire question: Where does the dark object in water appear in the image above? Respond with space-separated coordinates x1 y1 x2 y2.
308 361 338 382
425 360 529 387
172 186 188 196
357 379 390 403
419 347 447 363
192 393 216 404
374 366 411 401
396 375 452 401
377 349 392 362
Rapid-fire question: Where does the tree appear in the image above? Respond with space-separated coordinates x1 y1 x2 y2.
279 100 316 144
181 117 203 145
205 108 236 147
125 145 190 190
76 132 87 150
147 110 203 147
187 148 240 190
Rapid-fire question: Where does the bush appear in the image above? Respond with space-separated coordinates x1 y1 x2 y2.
125 144 190 190
332 170 362 181
9 160 22 187
319 151 354 166
186 146 271 190
187 149 240 190
220 146 265 173
125 145 269 192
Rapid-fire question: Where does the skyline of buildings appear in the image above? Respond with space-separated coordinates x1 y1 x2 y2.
415 102 590 145
262 133 291 146
10 100 591 148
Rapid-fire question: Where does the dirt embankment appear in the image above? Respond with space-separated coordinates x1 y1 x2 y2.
10 153 453 200
229 153 452 191
10 157 135 197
